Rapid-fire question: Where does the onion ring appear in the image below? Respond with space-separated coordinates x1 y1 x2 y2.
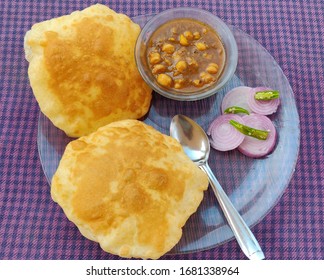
238 114 277 158
248 87 280 115
221 86 252 114
207 114 245 151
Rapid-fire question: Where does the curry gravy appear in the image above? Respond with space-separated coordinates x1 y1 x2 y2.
147 18 225 93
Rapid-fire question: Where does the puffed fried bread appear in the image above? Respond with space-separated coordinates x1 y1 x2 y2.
51 120 209 259
24 4 152 137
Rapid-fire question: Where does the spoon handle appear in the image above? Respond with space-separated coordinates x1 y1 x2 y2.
200 163 265 260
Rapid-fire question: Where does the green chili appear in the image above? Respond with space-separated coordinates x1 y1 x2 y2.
229 119 269 140
254 90 280 100
224 106 250 115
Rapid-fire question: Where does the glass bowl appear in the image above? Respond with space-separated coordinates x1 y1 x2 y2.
135 7 238 101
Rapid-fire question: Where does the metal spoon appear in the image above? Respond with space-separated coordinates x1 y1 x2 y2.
170 114 265 260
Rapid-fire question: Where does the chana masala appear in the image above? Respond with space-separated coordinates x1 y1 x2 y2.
146 18 226 92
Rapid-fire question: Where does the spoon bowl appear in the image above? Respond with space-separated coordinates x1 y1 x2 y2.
170 114 265 260
170 115 210 164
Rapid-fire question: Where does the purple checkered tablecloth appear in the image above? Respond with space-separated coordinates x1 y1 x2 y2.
0 0 323 260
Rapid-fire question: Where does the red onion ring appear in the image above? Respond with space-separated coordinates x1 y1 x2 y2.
221 86 253 114
238 114 277 158
207 114 246 151
248 87 280 115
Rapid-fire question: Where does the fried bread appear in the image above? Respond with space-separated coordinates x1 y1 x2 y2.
24 4 152 137
51 120 209 259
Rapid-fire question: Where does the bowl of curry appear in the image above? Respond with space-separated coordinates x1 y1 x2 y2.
135 7 238 101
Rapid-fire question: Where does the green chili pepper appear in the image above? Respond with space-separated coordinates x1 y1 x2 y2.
254 90 280 100
229 120 269 140
224 106 250 115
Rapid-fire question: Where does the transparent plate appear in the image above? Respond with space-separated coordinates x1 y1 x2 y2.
37 14 300 255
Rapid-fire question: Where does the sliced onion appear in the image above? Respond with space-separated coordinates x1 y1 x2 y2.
248 87 280 115
207 114 245 151
221 86 253 114
238 114 277 158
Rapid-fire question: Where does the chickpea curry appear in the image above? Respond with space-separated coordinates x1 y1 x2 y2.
146 18 226 93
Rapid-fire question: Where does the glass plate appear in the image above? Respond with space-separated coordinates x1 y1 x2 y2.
37 14 300 255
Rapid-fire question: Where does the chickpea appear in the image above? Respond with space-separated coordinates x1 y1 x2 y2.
193 31 201 40
210 62 219 68
196 42 207 51
179 34 189 46
192 79 204 87
164 58 172 66
183 31 194 40
152 64 166 74
172 53 181 61
200 72 215 83
174 79 185 89
203 53 212 59
186 57 199 69
173 47 186 58
157 74 172 87
149 52 161 65
175 60 187 73
174 83 182 89
173 70 181 77
206 63 219 74
162 43 175 54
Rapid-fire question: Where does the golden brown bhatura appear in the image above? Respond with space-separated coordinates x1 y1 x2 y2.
24 4 152 137
51 120 209 259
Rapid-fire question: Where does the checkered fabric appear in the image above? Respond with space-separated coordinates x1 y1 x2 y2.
0 0 323 260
